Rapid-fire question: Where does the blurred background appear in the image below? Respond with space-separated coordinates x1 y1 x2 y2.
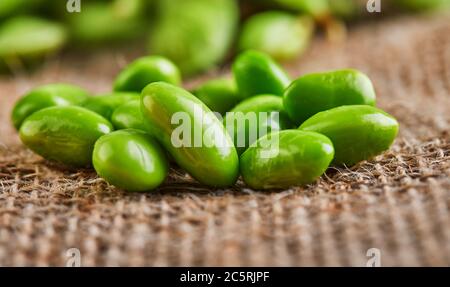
0 0 449 77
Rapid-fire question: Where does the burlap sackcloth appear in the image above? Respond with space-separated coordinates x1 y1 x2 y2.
0 13 449 267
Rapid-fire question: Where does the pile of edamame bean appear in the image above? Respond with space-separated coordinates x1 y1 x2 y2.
12 51 399 191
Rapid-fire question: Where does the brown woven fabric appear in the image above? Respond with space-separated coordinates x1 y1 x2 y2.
0 14 449 267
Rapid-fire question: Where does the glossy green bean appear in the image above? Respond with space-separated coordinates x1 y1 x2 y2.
283 69 376 125
223 95 294 155
141 82 239 187
82 92 139 120
19 106 113 167
113 56 181 92
11 83 90 130
111 99 147 131
232 50 291 98
299 105 399 166
93 129 168 192
193 78 241 115
240 130 334 189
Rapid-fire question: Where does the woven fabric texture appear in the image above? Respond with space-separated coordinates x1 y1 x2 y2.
0 14 449 267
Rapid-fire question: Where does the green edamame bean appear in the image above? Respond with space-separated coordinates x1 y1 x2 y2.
20 106 113 167
0 16 67 63
111 99 147 131
240 130 334 189
193 78 241 115
68 1 145 45
299 105 399 166
113 56 181 93
148 0 239 75
82 92 139 120
93 129 168 192
223 95 294 155
11 83 90 130
141 82 239 187
239 12 314 61
232 50 291 98
283 69 376 125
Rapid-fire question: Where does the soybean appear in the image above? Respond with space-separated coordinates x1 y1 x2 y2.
239 11 314 61
0 16 67 64
82 92 139 120
233 50 291 98
193 78 241 115
111 99 146 131
299 105 399 166
240 130 334 190
12 83 90 130
19 106 113 167
223 95 294 155
68 1 145 45
93 129 168 192
283 69 376 125
114 56 181 93
141 82 239 187
148 0 239 75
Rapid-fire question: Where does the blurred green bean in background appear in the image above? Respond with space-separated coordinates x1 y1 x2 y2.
148 0 239 76
0 0 448 75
